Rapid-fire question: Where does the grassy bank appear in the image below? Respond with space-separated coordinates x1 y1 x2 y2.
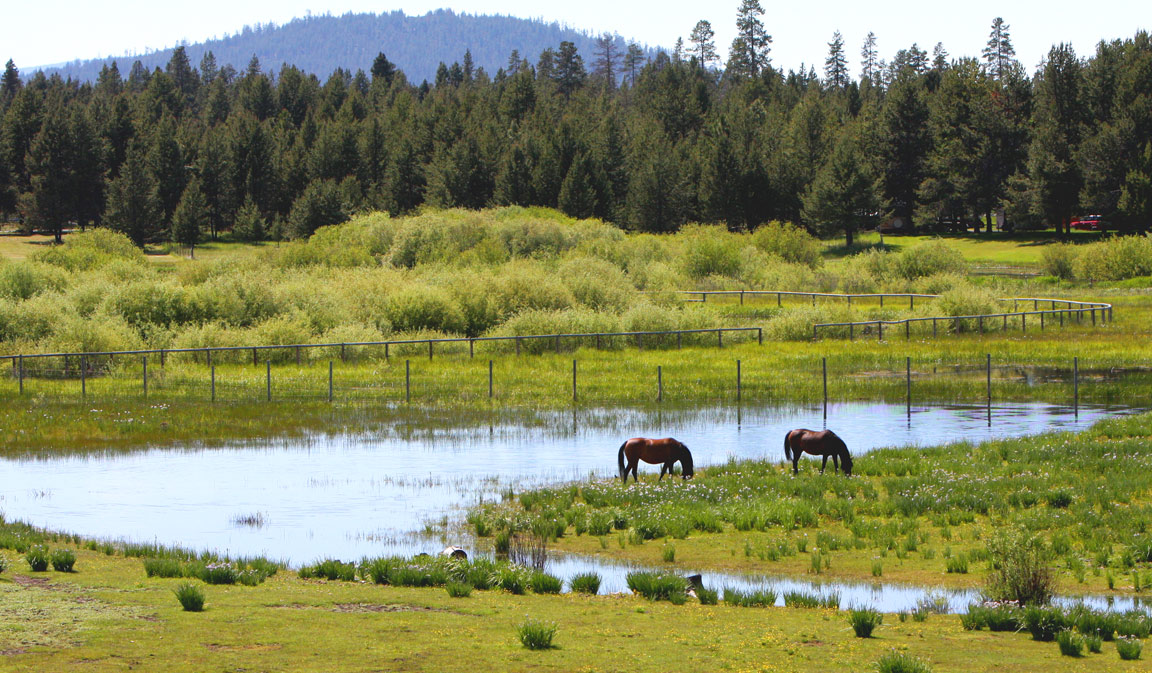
2 543 1148 672
467 412 1152 598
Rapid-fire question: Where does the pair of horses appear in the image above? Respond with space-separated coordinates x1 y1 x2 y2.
617 429 852 483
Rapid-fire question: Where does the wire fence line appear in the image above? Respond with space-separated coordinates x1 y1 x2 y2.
0 293 1112 385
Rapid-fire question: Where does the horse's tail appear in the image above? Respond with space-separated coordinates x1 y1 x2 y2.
783 431 793 462
618 441 627 480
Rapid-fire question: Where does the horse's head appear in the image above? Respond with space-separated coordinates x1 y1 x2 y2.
678 443 694 479
841 451 853 477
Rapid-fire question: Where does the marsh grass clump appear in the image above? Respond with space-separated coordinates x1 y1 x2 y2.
0 555 8 575
1117 636 1143 660
569 572 601 595
1024 606 1068 641
298 559 357 582
173 582 206 612
1056 630 1084 656
1086 633 1103 653
143 558 184 578
696 587 719 605
516 618 557 650
722 586 777 608
49 548 76 572
25 545 49 571
626 571 689 602
849 607 883 638
662 543 676 563
529 571 562 594
445 580 473 598
946 554 969 574
874 650 933 673
784 590 839 609
986 531 1056 606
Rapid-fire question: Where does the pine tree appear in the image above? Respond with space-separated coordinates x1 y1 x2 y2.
166 46 200 114
105 143 162 247
558 153 598 218
877 74 930 225
593 33 622 88
729 0 772 78
802 127 878 246
199 51 219 84
69 105 106 229
982 17 1017 81
231 196 266 241
288 178 345 238
1 59 21 109
932 43 949 70
382 138 425 214
689 21 718 71
494 144 533 206
624 42 646 86
148 116 186 224
825 31 848 88
861 32 879 86
1118 142 1152 228
1028 43 1084 235
171 177 208 257
22 98 74 243
553 41 587 98
371 52 396 86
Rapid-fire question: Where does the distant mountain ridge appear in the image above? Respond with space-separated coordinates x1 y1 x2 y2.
36 9 648 83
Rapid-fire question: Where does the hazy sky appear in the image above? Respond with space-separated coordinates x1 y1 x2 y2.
7 0 1147 77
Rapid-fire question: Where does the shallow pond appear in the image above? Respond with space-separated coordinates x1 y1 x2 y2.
2 400 1137 567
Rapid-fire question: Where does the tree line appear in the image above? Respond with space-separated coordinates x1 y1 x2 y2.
1 2 1150 250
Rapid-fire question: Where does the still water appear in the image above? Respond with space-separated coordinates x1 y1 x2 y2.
2 401 1135 566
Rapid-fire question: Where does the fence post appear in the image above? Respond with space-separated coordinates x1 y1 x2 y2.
597 334 602 350
81 355 86 398
469 339 474 358
429 340 433 360
736 360 741 402
488 360 493 399
986 353 991 419
143 356 147 397
1073 356 1079 415
910 295 915 310
385 343 390 360
1040 312 1044 330
822 357 827 419
1060 310 1064 327
328 360 333 402
877 321 883 341
1091 309 1096 326
758 328 763 345
211 365 216 403
812 294 816 306
777 292 781 307
677 332 681 349
717 329 722 348
296 346 301 366
979 316 984 334
405 360 411 403
849 323 854 341
572 359 577 402
848 295 852 307
740 290 745 305
1022 314 1026 333
341 343 346 361
160 349 165 367
657 365 663 403
905 356 911 417
516 338 521 356
813 324 818 341
207 349 212 367
266 360 271 401
253 347 258 366
905 321 910 340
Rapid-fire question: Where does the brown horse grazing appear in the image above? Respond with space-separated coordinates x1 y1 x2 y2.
618 438 694 483
784 429 853 476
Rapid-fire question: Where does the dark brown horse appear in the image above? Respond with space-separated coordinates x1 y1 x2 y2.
784 429 853 476
618 438 694 483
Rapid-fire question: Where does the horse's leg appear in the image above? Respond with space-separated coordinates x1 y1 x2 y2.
659 464 667 481
792 456 799 475
833 454 840 473
821 455 829 474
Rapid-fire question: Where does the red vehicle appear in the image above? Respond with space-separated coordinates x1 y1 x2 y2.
1071 215 1108 231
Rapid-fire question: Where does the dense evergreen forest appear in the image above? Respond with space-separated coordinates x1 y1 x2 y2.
38 10 638 88
1 3 1150 249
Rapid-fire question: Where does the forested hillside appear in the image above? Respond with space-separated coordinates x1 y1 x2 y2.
35 10 638 87
0 6 1150 249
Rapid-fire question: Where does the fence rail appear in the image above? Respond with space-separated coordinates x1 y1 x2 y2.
4 326 764 368
813 297 1112 341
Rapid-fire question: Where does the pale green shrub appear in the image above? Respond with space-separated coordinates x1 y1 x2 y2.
1076 235 1152 281
0 261 70 300
384 286 467 334
751 221 823 268
1041 244 1078 280
32 229 146 271
895 239 966 279
681 225 744 279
